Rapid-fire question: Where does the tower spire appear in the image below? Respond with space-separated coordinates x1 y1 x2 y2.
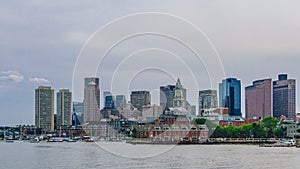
176 78 182 88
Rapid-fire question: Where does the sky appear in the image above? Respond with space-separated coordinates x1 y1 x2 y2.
1 0 300 126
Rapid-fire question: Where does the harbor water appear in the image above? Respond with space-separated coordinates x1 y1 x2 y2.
0 141 299 169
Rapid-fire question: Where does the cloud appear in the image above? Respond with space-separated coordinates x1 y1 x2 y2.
29 77 49 84
65 31 91 45
0 71 24 83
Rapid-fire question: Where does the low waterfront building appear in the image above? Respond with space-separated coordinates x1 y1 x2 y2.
135 108 209 143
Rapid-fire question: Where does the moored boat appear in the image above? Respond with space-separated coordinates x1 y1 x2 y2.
30 139 40 143
85 139 95 142
67 138 77 142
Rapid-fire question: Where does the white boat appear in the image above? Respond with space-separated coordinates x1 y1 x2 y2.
67 138 77 142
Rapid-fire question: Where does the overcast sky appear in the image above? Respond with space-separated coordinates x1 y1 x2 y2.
1 0 300 125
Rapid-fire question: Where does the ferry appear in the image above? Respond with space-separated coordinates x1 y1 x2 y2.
260 139 295 147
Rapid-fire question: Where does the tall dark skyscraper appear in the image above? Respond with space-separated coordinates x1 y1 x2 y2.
219 78 241 116
160 85 175 111
73 101 83 125
35 86 54 131
199 89 218 112
83 77 100 123
130 91 151 111
57 89 72 126
104 95 115 109
245 79 272 120
102 91 112 109
273 74 296 120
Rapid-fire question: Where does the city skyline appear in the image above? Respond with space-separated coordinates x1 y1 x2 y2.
1 1 300 125
1 73 300 126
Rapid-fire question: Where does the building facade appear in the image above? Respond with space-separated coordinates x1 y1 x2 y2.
219 78 241 116
104 95 115 110
83 77 100 123
115 95 126 109
73 102 83 125
84 77 99 88
35 86 54 131
136 109 209 143
141 104 163 122
160 85 176 111
130 91 151 111
57 89 72 127
273 74 296 120
102 91 112 109
187 104 197 116
245 79 272 120
198 89 218 115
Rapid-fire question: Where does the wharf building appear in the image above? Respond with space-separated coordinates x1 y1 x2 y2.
135 108 209 143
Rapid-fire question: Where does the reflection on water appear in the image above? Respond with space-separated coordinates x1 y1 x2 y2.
0 141 299 169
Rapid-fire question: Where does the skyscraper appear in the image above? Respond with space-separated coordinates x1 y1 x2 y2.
130 91 151 111
103 91 112 108
245 79 272 120
142 104 163 121
219 78 241 116
115 95 126 109
83 77 100 123
57 89 72 127
273 74 296 120
35 86 54 131
73 101 83 125
160 85 176 111
104 95 115 109
173 78 187 109
199 89 218 110
84 77 99 88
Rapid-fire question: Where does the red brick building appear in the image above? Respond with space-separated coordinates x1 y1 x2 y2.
135 109 209 143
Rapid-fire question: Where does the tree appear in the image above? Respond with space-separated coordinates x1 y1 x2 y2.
131 128 137 138
252 123 265 138
210 126 224 138
240 124 252 138
274 127 284 138
262 116 279 138
193 118 206 125
194 118 217 136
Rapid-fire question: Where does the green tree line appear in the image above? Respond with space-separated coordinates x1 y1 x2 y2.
194 116 286 138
